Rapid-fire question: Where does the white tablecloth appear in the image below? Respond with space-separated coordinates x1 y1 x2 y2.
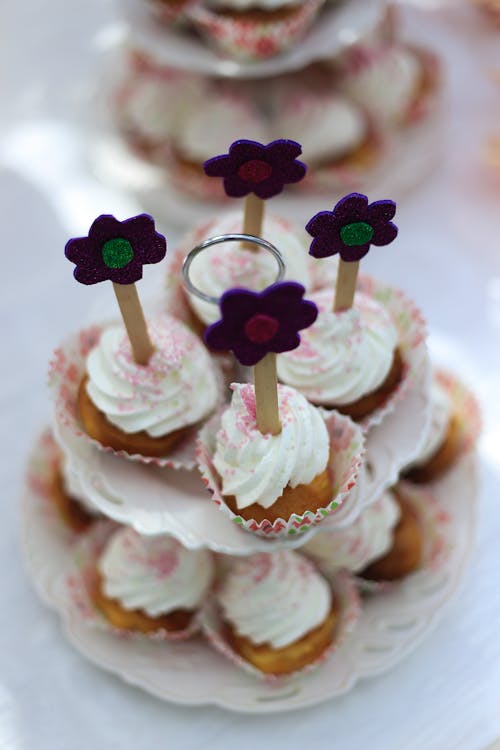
1 1 500 748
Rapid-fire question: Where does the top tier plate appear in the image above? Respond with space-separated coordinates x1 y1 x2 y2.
121 0 389 79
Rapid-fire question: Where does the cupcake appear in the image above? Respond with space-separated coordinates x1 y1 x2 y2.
78 313 219 458
190 0 325 62
115 54 198 160
360 495 423 582
177 211 311 330
51 459 100 534
277 288 403 421
303 491 400 575
211 383 333 524
93 527 214 634
169 92 268 200
272 89 380 182
339 43 429 127
403 381 461 484
215 550 339 675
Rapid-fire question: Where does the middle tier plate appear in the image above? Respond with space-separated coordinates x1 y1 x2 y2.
53 344 431 554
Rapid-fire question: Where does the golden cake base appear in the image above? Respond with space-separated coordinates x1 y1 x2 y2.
333 348 404 421
78 376 189 457
361 496 423 582
403 414 462 484
223 464 333 524
92 572 194 634
225 599 340 675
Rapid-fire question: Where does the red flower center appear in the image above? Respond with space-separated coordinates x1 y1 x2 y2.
238 159 273 184
244 313 279 344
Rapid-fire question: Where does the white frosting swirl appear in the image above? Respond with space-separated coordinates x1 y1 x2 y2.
99 527 214 617
410 382 452 467
218 551 331 649
181 211 311 325
173 95 268 164
341 44 421 124
277 289 398 406
273 93 366 165
303 491 400 574
214 383 329 511
86 314 218 437
122 78 178 142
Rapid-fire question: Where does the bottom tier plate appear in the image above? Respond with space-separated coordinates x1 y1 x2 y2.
21 431 478 714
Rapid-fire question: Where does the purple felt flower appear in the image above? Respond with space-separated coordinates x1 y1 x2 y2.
205 282 318 367
306 193 398 262
65 214 167 285
203 139 306 200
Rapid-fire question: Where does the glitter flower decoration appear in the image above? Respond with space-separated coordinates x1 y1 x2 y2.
205 282 318 366
306 193 398 262
203 139 306 199
65 214 167 285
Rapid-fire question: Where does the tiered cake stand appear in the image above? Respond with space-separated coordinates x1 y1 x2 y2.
21 295 481 711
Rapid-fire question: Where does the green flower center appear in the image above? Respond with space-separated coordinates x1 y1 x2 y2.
102 238 134 269
340 221 374 247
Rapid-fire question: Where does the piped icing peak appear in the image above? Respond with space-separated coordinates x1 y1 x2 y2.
277 288 398 406
213 383 329 510
99 527 214 616
86 313 218 437
218 550 331 649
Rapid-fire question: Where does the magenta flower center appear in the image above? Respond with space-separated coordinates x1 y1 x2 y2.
238 159 273 184
244 314 279 344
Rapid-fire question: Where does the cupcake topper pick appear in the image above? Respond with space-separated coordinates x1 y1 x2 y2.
203 139 306 250
306 192 398 312
205 282 318 435
65 214 167 365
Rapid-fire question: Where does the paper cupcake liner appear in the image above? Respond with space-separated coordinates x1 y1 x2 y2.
196 409 365 539
66 521 202 642
189 0 325 62
305 273 427 432
200 570 360 682
49 323 220 470
434 369 482 456
354 481 450 595
25 428 82 542
403 46 442 127
145 0 196 25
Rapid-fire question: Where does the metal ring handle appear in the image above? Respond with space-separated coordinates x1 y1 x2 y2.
182 233 286 306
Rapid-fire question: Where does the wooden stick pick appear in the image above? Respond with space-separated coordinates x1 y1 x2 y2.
254 352 281 435
242 194 265 251
64 213 167 367
333 259 359 313
113 283 155 365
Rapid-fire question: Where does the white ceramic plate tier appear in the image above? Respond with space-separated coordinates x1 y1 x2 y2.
119 0 389 79
21 445 478 714
50 343 430 553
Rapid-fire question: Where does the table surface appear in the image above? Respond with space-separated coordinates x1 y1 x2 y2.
1 2 500 749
